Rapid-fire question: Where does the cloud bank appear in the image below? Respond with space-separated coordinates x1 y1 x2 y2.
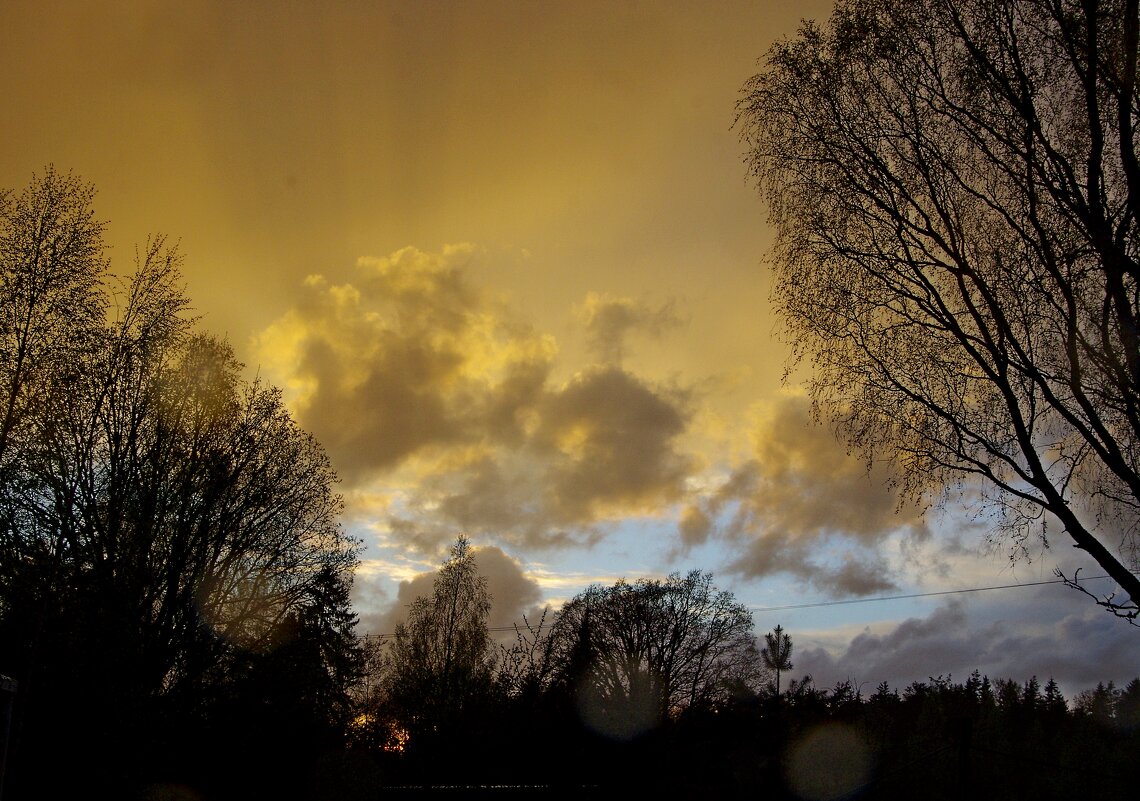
795 591 1140 698
256 252 937 605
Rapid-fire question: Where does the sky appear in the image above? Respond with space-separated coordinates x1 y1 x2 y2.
3 0 1138 699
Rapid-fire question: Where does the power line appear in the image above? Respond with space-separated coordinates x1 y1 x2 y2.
359 574 1115 639
748 574 1113 613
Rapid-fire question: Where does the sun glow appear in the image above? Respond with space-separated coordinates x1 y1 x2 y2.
350 713 410 754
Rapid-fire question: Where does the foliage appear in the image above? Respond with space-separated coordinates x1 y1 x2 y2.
738 0 1140 618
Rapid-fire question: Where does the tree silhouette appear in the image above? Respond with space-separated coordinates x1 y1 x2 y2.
380 535 494 745
548 571 760 735
761 624 793 697
738 0 1140 619
0 168 360 799
0 166 106 465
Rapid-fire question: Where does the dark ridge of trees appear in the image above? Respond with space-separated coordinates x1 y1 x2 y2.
354 552 1138 799
377 658 1138 800
737 0 1140 619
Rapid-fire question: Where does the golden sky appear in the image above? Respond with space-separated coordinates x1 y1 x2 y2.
6 0 1137 693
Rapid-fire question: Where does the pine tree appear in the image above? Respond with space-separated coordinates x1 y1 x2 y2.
1117 678 1140 731
1042 678 1067 717
761 624 794 697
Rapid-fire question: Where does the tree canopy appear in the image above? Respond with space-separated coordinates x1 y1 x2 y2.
546 570 761 737
738 0 1140 618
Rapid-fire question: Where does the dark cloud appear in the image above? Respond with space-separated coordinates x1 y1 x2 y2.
678 504 712 549
744 394 922 542
829 556 899 597
298 333 461 473
437 458 535 533
576 292 684 365
535 366 692 523
729 530 898 596
255 245 555 480
257 248 698 552
415 367 692 547
795 590 1140 698
472 545 545 631
381 516 462 558
683 394 925 596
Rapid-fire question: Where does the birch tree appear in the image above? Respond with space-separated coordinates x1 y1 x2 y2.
382 536 494 736
739 0 1140 619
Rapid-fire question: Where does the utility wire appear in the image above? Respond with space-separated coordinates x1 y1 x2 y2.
748 573 1113 613
359 574 1114 640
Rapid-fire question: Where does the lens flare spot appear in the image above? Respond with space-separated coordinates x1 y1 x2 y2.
575 679 662 741
784 722 873 801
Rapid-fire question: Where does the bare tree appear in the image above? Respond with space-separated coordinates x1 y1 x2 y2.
738 0 1140 619
3 234 357 695
0 166 106 465
381 536 495 737
497 607 559 704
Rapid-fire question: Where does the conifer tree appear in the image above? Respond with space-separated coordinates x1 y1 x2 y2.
761 624 793 697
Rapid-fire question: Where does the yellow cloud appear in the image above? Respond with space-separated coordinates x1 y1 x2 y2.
254 245 556 478
254 245 701 552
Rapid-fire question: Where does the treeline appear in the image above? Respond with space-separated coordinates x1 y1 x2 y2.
348 538 1139 800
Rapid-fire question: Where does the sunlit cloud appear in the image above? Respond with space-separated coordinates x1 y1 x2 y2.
383 365 694 550
255 245 699 556
534 366 693 523
354 557 437 584
254 244 557 480
525 566 653 592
